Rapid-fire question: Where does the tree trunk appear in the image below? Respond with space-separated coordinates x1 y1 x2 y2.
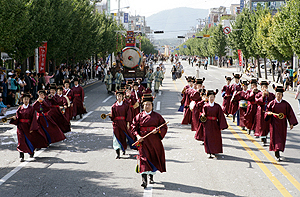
264 57 267 80
257 55 261 78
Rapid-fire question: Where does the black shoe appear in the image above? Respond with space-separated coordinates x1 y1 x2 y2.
261 138 267 146
80 114 82 119
242 127 245 131
30 152 34 158
149 175 154 184
35 148 41 151
247 129 251 135
20 152 24 162
275 151 281 161
122 150 126 155
116 149 120 159
141 174 147 188
73 116 76 120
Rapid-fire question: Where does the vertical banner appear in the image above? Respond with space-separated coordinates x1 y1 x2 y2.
238 49 243 67
124 13 128 23
38 42 47 73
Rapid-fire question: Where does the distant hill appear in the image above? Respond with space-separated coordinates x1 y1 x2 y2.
146 7 209 40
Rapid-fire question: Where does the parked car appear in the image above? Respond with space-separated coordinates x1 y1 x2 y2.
181 56 187 60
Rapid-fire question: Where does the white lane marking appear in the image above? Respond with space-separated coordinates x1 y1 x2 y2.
156 101 161 111
158 91 162 96
72 111 94 125
84 96 87 99
143 184 153 197
0 111 93 186
102 95 113 103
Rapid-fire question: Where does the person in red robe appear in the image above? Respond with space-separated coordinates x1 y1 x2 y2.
33 90 66 145
181 77 195 125
231 80 251 130
229 73 242 122
221 76 232 116
190 78 205 131
244 79 260 135
194 90 207 142
47 85 71 133
10 93 48 161
200 89 228 158
130 82 141 118
265 85 298 161
63 79 74 122
137 78 146 98
72 78 87 120
255 81 275 146
132 96 168 189
110 90 135 159
179 76 194 112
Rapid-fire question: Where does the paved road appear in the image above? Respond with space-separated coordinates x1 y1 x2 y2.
1 61 300 197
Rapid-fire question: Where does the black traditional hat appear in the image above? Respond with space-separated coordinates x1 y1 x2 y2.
206 89 218 97
196 78 205 84
260 81 269 86
225 76 232 81
250 78 258 84
21 93 31 99
273 85 285 93
57 85 63 91
73 77 79 82
142 96 153 103
143 93 152 97
133 81 139 86
50 84 57 90
232 73 242 79
38 90 46 95
241 80 249 86
116 90 125 95
126 79 133 84
64 79 70 84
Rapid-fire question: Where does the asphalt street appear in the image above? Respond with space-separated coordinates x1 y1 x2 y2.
1 61 300 197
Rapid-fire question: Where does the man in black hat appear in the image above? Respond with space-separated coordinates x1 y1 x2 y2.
71 78 87 120
265 86 298 161
221 76 232 116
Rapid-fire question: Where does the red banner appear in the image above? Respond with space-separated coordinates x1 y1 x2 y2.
38 42 47 73
238 49 243 67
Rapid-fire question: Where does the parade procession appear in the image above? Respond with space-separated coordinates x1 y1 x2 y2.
3 0 300 196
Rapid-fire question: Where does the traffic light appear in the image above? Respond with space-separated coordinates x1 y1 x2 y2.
154 31 164 34
177 36 185 38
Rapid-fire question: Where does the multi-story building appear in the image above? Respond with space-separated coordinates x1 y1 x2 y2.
243 0 286 14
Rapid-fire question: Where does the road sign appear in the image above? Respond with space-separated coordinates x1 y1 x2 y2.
192 35 195 38
203 34 210 37
223 26 231 34
183 45 187 48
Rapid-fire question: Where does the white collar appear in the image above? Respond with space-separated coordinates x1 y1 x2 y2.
58 94 62 97
145 111 152 115
275 99 282 103
23 104 29 109
75 85 79 87
243 90 247 93
117 101 123 106
209 102 215 107
236 83 240 86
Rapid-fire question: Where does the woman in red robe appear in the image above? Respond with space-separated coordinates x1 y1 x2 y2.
255 81 275 145
33 90 66 144
47 85 71 133
110 90 134 158
181 78 195 125
132 96 168 189
244 79 260 134
10 93 48 161
200 89 228 158
231 80 251 130
63 79 74 122
194 91 207 142
72 78 87 119
229 74 242 121
265 86 298 161
221 76 232 116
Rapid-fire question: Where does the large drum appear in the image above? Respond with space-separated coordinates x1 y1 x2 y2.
122 47 142 69
239 100 248 108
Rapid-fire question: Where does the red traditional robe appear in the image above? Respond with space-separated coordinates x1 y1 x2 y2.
194 100 206 141
221 85 232 115
47 95 71 133
33 100 66 144
255 91 275 137
138 85 146 98
181 88 193 125
132 111 167 173
10 105 48 154
130 90 141 118
232 90 251 127
229 83 242 115
244 89 261 130
265 100 298 152
110 101 135 151
202 102 228 154
190 89 202 131
63 88 74 121
72 85 87 117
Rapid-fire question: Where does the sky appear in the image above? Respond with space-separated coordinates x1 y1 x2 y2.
110 0 240 17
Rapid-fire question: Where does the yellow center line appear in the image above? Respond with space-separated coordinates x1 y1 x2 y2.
234 122 300 192
227 124 292 197
173 81 178 91
179 78 186 86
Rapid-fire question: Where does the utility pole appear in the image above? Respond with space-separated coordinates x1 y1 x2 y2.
118 0 120 25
